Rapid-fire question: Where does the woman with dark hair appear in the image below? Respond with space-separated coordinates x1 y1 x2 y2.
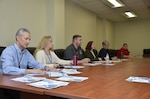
84 41 101 61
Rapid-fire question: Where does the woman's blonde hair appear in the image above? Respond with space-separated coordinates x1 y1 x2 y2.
34 35 53 56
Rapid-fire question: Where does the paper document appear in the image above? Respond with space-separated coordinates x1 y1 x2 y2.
101 61 112 64
61 69 81 74
83 63 101 66
102 63 115 66
56 76 88 82
126 76 150 84
92 61 102 63
27 79 69 89
11 76 46 83
46 71 68 77
63 66 84 69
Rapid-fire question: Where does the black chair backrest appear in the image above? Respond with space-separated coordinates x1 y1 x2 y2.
109 49 118 57
26 47 36 55
143 49 150 57
0 47 6 56
143 49 150 54
54 49 65 59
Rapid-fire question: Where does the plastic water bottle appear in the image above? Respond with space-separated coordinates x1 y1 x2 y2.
73 55 77 66
105 53 109 64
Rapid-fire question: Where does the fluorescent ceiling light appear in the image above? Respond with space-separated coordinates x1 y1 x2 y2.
107 0 124 8
124 11 137 18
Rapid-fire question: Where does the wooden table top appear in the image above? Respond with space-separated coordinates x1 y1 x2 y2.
44 58 150 99
0 58 150 99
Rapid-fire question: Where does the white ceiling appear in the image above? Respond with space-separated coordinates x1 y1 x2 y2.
71 0 150 22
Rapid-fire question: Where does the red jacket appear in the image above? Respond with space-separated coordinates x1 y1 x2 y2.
117 47 129 58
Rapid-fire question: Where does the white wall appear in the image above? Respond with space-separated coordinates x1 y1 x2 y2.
0 0 48 47
115 19 150 56
104 20 114 48
0 0 115 51
65 0 114 50
65 0 97 50
47 0 65 49
96 17 104 50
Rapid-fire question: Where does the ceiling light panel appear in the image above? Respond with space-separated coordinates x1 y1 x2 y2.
107 0 125 8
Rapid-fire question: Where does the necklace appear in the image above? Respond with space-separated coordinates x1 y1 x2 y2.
14 45 23 68
44 50 52 64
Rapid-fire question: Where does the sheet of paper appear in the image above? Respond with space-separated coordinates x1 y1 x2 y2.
83 63 102 66
101 61 112 64
46 71 68 77
102 63 115 66
56 76 88 82
61 69 81 74
126 76 150 83
63 66 85 69
27 79 69 89
11 76 46 83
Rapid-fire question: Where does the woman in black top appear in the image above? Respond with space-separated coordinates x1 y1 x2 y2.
84 41 101 61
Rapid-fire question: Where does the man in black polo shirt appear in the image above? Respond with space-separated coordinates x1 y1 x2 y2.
64 35 90 64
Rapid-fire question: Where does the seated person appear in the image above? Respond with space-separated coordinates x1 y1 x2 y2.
117 43 133 59
34 36 72 66
98 40 117 60
64 35 90 64
0 28 52 75
84 41 101 61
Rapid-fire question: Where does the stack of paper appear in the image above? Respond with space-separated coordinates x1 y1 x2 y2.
63 66 84 69
27 79 69 89
92 61 102 63
102 63 115 66
126 76 150 83
101 61 112 64
11 76 46 83
83 63 101 66
56 76 88 82
61 69 81 74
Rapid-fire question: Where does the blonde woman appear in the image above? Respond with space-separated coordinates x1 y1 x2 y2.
34 36 72 67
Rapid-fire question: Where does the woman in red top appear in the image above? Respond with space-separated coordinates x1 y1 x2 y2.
117 43 132 59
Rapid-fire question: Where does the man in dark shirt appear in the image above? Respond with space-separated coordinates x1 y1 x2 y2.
98 40 117 60
64 35 90 63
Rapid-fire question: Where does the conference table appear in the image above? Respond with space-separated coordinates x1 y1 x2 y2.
0 58 150 99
